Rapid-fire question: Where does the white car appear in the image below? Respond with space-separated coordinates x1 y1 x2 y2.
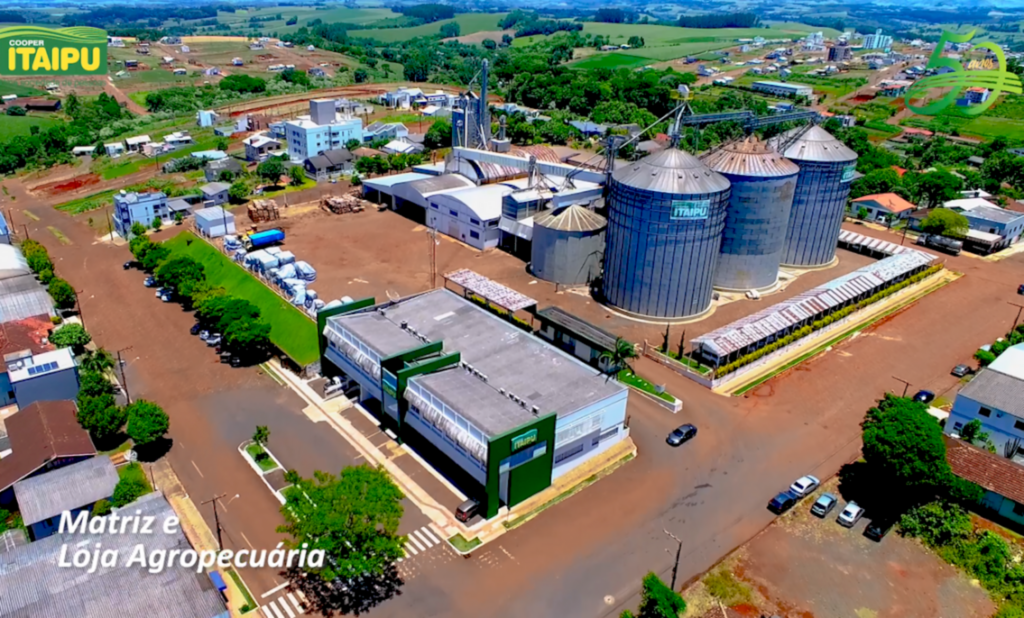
789 475 820 498
838 501 865 527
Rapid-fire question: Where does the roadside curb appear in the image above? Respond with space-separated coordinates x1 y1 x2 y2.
237 441 289 504
622 382 682 413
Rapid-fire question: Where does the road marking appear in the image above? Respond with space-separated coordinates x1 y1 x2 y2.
190 460 204 478
287 593 304 614
404 542 418 556
407 533 426 552
262 582 289 598
263 601 285 618
413 529 433 548
296 591 307 603
240 531 255 550
421 526 441 544
278 596 296 618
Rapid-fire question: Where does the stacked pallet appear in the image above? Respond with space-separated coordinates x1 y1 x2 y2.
248 199 280 222
321 195 365 215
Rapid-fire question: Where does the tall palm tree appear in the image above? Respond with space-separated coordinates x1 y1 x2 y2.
80 348 115 373
601 337 638 375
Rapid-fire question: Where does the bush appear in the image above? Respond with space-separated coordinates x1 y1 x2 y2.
92 498 112 516
976 349 998 366
38 268 54 284
112 477 148 507
48 277 77 310
50 322 91 350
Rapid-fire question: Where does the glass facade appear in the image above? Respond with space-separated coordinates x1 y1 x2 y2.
781 160 854 267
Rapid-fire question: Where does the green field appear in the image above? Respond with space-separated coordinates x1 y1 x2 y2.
901 93 1024 140
570 52 655 70
0 114 61 139
215 7 394 35
163 232 319 365
364 13 506 42
0 79 44 97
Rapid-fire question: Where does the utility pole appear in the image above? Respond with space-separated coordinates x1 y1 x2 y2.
1009 301 1024 335
201 493 228 551
21 224 29 240
117 346 133 404
663 529 683 591
892 375 912 398
427 226 438 289
106 207 113 240
74 289 86 329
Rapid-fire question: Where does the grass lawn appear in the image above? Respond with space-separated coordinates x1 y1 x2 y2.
245 443 279 472
365 13 505 43
0 114 61 139
570 53 655 70
95 156 159 181
163 231 320 365
618 369 675 402
119 462 154 494
0 79 44 97
448 534 481 553
259 177 316 198
128 91 151 107
226 568 258 613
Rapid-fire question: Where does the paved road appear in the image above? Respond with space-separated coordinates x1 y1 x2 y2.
10 176 1024 617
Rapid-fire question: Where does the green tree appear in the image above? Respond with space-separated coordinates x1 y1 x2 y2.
218 169 236 183
80 348 114 373
277 465 405 582
976 349 997 366
619 572 686 618
960 419 991 449
140 244 170 272
257 157 284 184
602 337 638 374
851 168 901 199
224 316 271 358
49 277 77 310
130 221 147 238
125 400 170 446
910 170 963 207
345 138 361 151
6 105 26 116
112 476 148 507
196 296 261 332
253 424 270 448
861 394 953 507
856 206 869 220
424 119 452 150
174 211 184 224
151 216 163 231
76 394 127 442
215 137 229 152
502 33 513 45
92 499 112 516
353 68 368 83
921 208 970 239
155 256 205 298
229 180 249 203
439 22 461 38
79 369 116 398
50 322 90 350
482 38 497 50
38 268 54 285
289 164 306 186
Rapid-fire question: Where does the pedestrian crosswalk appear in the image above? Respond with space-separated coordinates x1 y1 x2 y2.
397 525 442 560
261 589 307 618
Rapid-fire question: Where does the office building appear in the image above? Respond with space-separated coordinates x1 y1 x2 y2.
283 99 363 163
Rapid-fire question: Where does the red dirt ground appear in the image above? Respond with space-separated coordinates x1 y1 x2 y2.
34 173 101 197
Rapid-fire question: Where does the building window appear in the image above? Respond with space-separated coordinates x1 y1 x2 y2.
554 443 585 464
470 231 480 239
470 218 480 226
1016 420 1024 432
979 407 992 417
449 209 458 217
953 422 963 432
1015 503 1024 517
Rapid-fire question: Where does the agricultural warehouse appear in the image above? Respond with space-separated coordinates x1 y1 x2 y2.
751 81 814 98
319 285 629 519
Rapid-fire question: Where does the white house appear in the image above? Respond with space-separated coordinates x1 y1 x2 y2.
244 133 282 162
283 99 363 162
124 135 151 153
104 142 125 157
947 344 1024 462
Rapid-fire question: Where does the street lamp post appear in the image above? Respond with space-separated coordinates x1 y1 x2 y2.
201 494 228 551
74 289 86 329
892 375 912 398
1008 301 1024 334
117 346 133 404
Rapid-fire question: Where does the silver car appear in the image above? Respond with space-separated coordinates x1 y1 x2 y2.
838 501 865 527
789 475 820 498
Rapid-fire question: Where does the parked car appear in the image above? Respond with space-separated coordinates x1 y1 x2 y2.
230 356 242 368
810 492 838 517
666 424 697 447
455 499 479 523
864 517 895 541
160 293 173 302
951 364 972 378
913 390 935 404
1018 284 1024 296
838 501 865 527
199 330 210 341
220 352 233 363
206 334 222 347
788 475 820 498
768 491 797 514
144 276 156 287
190 323 202 336
123 261 137 270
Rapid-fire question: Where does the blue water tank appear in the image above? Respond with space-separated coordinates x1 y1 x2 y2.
603 148 731 319
703 137 800 291
774 126 859 267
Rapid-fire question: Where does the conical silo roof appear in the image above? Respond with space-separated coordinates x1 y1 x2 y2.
612 148 730 195
772 125 857 163
701 136 800 178
534 205 607 232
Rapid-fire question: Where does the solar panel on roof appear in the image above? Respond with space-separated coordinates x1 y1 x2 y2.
26 361 59 376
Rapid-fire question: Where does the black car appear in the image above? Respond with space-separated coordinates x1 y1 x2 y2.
1018 284 1024 296
768 491 798 514
123 261 137 270
864 517 896 541
230 356 242 368
666 424 697 447
913 390 935 404
220 351 232 363
190 323 203 336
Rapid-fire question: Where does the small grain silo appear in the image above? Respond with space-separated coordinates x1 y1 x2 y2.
603 148 731 319
774 126 859 267
703 136 800 292
531 205 607 286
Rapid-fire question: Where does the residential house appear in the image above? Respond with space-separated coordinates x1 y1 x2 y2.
244 133 282 162
204 157 244 183
7 347 79 409
113 191 169 237
967 155 986 167
363 122 409 143
23 99 60 112
378 87 423 108
308 67 326 78
946 345 1024 461
232 57 244 66
0 314 54 407
958 87 990 106
163 131 193 150
284 99 363 162
197 110 219 127
199 182 230 206
173 68 187 76
0 491 230 617
569 120 609 138
194 206 235 238
124 135 151 153
852 193 917 222
352 147 385 159
14 457 118 540
946 435 1024 525
877 80 912 97
381 139 424 155
304 148 354 178
947 201 1024 249
0 401 96 508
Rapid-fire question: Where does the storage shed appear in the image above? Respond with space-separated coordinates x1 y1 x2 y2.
194 206 235 238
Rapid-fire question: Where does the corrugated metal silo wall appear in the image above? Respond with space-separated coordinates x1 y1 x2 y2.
531 226 606 286
713 174 797 291
780 159 855 267
603 181 729 318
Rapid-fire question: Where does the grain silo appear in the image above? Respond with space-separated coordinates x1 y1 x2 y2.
603 148 731 319
531 205 607 286
703 136 800 292
774 126 859 267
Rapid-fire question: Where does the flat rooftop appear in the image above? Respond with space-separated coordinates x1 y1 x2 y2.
328 289 624 436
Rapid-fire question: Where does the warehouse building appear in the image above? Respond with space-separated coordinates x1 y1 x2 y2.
319 282 629 520
426 185 512 250
751 81 814 98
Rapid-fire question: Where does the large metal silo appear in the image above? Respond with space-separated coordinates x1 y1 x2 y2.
703 136 800 292
603 148 731 319
774 126 859 267
531 205 607 286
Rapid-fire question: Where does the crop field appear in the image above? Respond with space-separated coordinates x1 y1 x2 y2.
214 7 394 35
363 13 506 43
0 79 44 97
570 52 655 70
902 93 1024 140
0 115 61 139
163 232 319 365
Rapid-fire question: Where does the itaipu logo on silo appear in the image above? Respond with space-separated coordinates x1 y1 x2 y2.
905 29 1021 117
1 26 107 76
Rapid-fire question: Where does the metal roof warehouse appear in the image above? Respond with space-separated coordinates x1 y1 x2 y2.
320 288 629 519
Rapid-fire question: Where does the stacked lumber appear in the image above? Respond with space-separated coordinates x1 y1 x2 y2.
248 198 280 222
321 195 365 215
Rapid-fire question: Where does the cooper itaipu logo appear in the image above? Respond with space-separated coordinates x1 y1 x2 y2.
905 29 1022 117
1 26 107 76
